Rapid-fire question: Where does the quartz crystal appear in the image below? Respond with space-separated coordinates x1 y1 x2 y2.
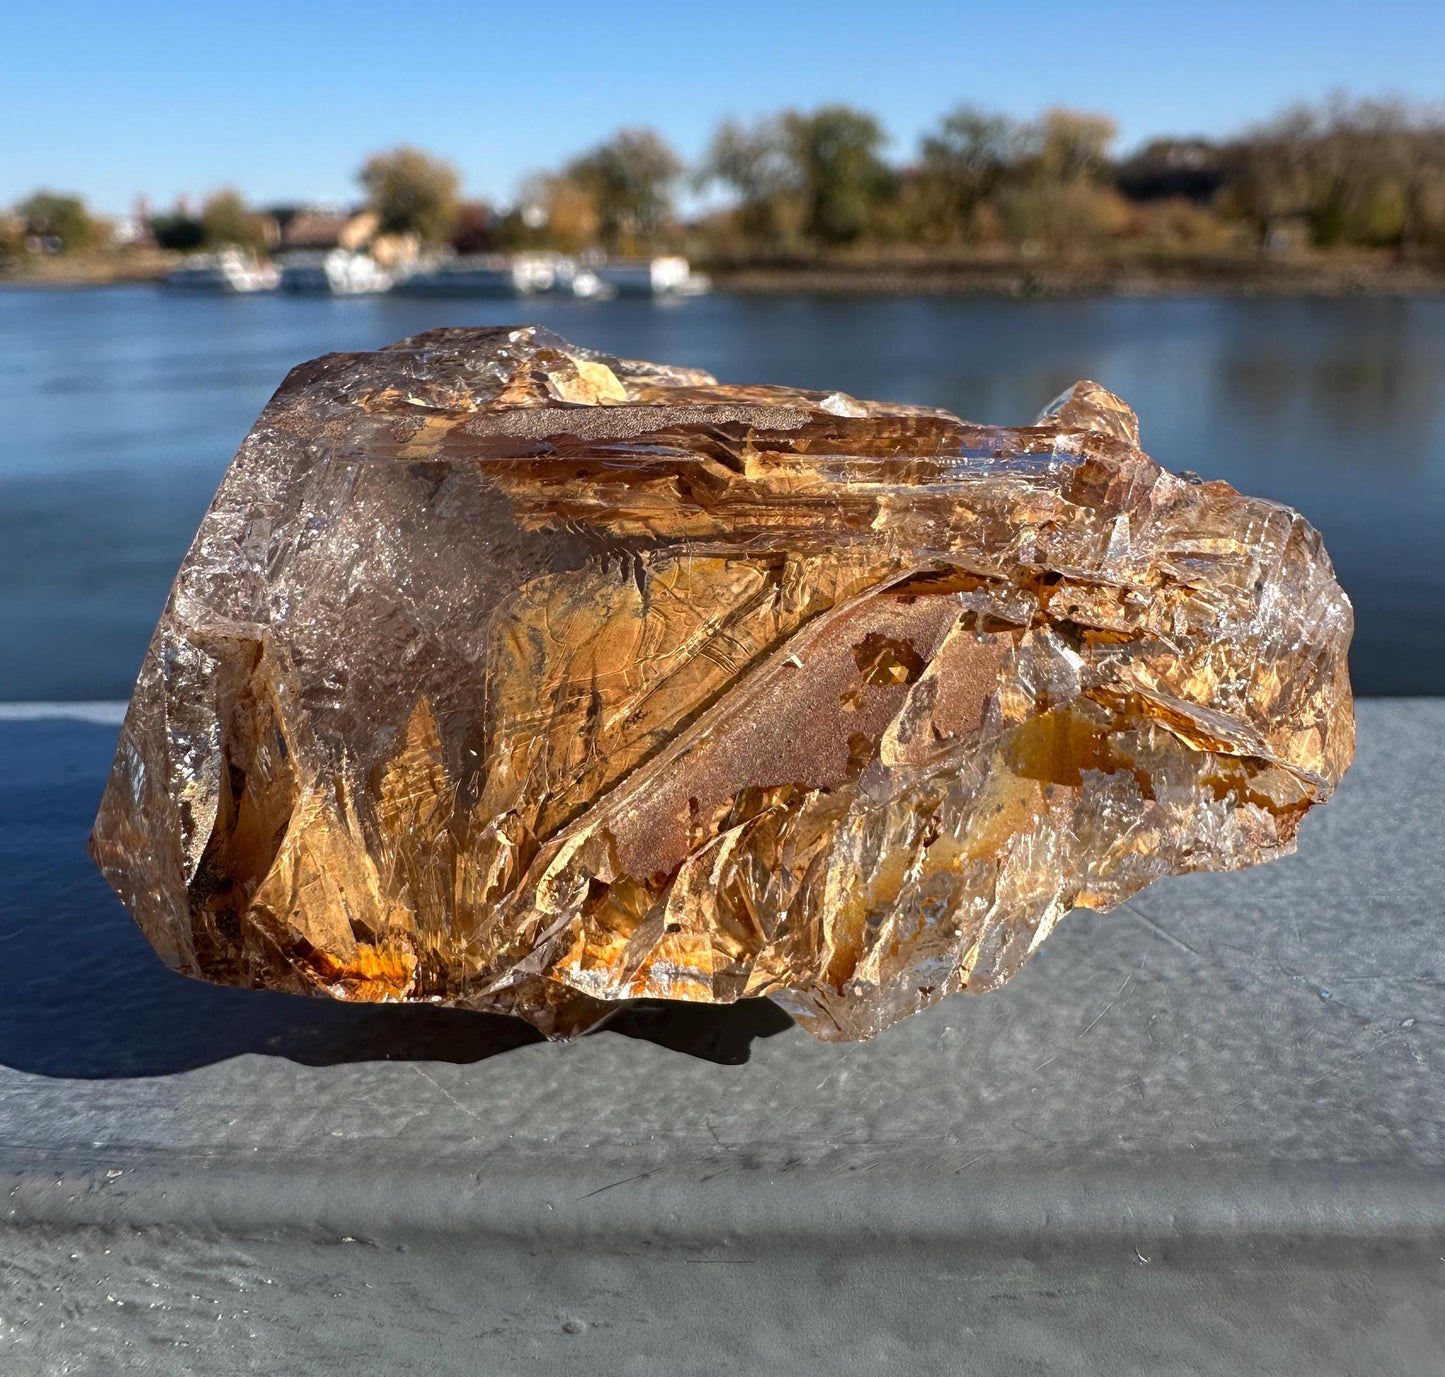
91 327 1355 1041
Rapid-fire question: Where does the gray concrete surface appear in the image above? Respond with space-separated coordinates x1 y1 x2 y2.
0 701 1441 1374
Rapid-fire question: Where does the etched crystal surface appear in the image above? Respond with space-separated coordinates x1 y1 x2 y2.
91 327 1354 1040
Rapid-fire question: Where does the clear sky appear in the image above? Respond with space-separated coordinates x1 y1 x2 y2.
7 0 1443 213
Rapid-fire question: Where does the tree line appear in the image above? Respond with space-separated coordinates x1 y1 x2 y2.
6 95 1445 264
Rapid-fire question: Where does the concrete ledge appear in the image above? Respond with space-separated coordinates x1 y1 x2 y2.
6 1158 1445 1248
1 701 1442 1374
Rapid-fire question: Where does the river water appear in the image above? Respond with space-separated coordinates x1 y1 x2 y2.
2 286 1442 698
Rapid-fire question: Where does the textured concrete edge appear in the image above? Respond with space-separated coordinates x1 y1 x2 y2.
0 701 128 724
5 1156 1444 1247
4 701 1438 1261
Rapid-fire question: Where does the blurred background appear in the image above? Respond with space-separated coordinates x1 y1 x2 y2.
3 0 1443 700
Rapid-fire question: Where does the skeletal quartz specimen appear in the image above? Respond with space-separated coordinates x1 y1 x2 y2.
91 326 1354 1041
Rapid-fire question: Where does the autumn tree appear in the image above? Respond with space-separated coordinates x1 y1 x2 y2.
537 177 601 253
450 202 494 254
990 107 1124 249
358 147 461 245
489 172 599 254
1025 108 1117 183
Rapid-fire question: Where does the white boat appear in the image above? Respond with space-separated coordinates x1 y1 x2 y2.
279 249 391 295
589 255 710 298
566 268 615 300
395 254 538 298
165 248 280 293
512 251 571 294
395 251 701 300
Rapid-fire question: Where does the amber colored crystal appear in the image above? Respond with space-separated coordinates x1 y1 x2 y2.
90 326 1354 1040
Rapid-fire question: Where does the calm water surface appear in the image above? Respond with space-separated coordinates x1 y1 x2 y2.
2 286 1442 697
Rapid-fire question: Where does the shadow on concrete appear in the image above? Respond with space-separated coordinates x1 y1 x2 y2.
0 721 795 1079
0 881 795 1077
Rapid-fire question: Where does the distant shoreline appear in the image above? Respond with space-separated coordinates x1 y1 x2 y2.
708 255 1445 298
5 252 1445 298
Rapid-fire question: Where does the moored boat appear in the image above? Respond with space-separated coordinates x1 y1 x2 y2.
165 248 280 293
278 249 391 295
394 254 533 298
589 255 710 298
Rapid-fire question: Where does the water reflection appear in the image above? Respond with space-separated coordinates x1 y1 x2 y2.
1212 298 1441 472
1 288 1442 695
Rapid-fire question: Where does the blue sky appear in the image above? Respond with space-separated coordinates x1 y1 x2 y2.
7 0 1442 213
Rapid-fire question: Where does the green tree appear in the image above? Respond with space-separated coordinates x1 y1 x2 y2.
782 106 891 245
1305 97 1445 251
150 210 204 251
0 212 24 262
567 129 682 250
1217 99 1426 250
1395 116 1445 255
1219 105 1320 247
358 147 461 245
17 190 95 251
918 105 1019 240
199 188 269 252
696 117 794 241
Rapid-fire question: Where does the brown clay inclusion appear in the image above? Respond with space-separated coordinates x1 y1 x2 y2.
91 326 1354 1041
